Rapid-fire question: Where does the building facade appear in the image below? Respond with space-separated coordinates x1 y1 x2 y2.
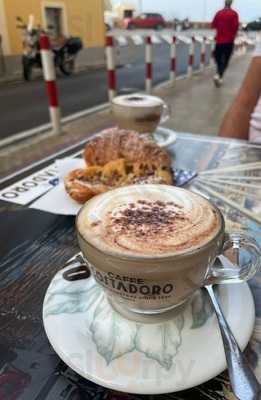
0 0 105 75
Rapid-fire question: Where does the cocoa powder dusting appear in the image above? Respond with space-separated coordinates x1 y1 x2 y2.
111 201 186 239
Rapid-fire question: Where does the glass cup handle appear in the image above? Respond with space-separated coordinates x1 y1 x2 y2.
206 233 261 285
62 254 91 281
160 103 171 124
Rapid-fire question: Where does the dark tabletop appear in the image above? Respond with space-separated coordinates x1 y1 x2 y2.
0 132 260 400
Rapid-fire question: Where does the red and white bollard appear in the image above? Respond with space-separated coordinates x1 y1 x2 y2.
234 39 239 57
241 38 246 55
240 39 244 55
105 36 116 102
211 39 216 66
170 36 176 84
243 39 247 54
145 36 152 93
201 37 206 71
188 37 195 78
237 39 241 56
237 40 240 56
40 33 61 135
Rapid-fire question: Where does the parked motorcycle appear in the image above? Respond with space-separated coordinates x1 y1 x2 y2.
16 16 82 81
173 18 191 31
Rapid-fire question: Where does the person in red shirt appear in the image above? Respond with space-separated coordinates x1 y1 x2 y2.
212 0 239 87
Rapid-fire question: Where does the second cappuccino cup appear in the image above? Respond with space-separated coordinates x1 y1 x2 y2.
112 94 169 134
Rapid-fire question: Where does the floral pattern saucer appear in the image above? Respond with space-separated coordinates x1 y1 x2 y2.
43 266 255 395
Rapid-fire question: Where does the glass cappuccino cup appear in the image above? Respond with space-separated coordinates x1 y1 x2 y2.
111 94 170 134
76 185 261 317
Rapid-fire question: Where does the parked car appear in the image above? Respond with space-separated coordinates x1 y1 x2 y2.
125 13 166 30
242 18 261 31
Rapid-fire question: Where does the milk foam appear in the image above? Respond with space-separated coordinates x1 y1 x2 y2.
77 185 221 258
112 94 163 108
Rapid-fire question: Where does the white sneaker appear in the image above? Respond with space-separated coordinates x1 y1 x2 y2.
213 74 222 87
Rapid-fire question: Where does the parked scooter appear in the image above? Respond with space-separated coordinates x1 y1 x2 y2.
16 16 82 81
173 17 191 31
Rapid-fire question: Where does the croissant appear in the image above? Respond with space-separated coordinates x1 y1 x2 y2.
64 168 108 204
83 128 171 168
64 159 173 204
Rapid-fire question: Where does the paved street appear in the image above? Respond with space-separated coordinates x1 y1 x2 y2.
0 31 212 140
0 27 253 141
0 54 251 179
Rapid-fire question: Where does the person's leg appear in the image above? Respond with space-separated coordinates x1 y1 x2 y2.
221 43 234 76
213 44 225 86
214 44 223 77
218 44 229 78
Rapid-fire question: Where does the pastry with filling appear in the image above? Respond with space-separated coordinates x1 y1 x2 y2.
64 159 173 204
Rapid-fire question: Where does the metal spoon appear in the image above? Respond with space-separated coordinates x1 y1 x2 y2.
205 284 261 400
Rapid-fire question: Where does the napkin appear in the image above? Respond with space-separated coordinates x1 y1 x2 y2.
30 158 85 215
0 164 58 205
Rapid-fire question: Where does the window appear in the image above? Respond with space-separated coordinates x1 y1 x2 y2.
123 9 133 18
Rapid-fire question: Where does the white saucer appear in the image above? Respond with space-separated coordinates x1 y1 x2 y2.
43 266 255 395
153 127 177 148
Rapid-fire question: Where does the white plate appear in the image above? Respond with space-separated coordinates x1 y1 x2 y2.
43 267 255 395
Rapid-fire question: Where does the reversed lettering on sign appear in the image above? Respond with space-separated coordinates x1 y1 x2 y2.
0 166 58 205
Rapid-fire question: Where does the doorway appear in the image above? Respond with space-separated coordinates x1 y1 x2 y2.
44 7 63 38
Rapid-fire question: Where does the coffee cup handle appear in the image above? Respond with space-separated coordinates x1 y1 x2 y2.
205 233 261 285
62 254 91 282
160 103 171 124
154 104 176 148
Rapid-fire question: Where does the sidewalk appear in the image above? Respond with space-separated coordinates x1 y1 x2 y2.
163 55 250 135
0 73 22 85
0 54 251 180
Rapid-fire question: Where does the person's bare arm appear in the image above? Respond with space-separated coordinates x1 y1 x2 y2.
219 57 261 139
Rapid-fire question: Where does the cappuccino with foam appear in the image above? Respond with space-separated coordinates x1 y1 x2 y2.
112 94 168 133
77 185 224 315
78 185 220 257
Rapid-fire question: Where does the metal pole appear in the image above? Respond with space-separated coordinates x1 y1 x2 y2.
201 37 206 70
139 0 143 13
170 36 176 83
0 35 6 76
105 36 116 101
145 36 152 93
40 33 62 135
188 37 194 78
203 0 207 22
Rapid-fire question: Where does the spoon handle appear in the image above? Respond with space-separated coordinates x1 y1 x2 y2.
206 285 260 400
